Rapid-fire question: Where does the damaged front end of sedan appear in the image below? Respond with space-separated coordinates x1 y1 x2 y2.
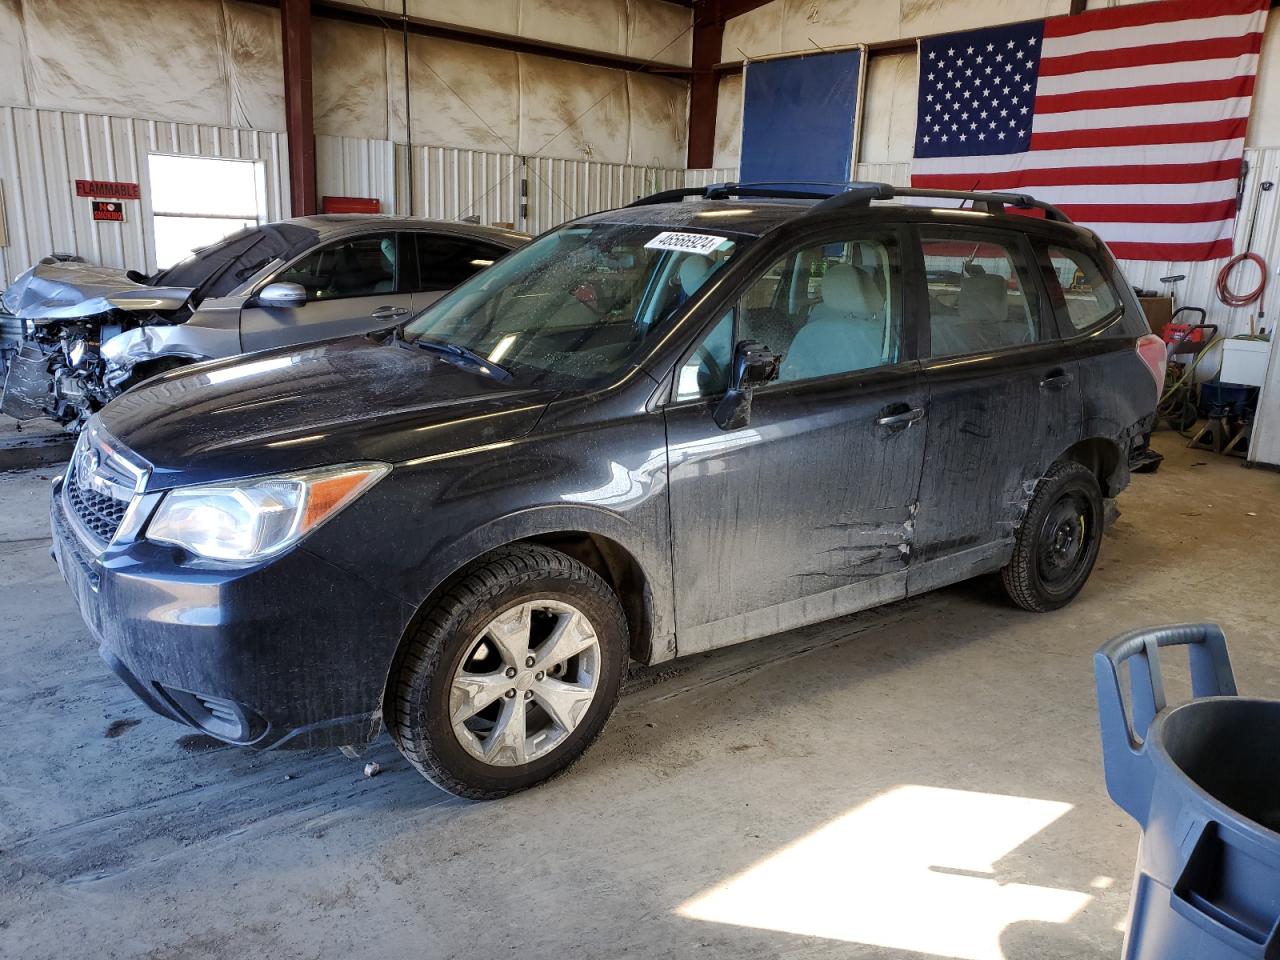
1 258 199 430
1 223 317 431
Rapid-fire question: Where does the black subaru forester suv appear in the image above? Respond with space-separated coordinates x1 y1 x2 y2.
51 183 1164 798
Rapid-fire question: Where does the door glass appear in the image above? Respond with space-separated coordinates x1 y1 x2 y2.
274 233 397 301
922 235 1041 357
676 235 900 399
755 236 900 384
414 236 507 292
1044 246 1120 332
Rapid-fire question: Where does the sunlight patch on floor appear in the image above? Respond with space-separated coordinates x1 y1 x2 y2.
677 785 1092 960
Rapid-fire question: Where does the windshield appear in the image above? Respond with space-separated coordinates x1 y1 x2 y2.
403 221 745 387
150 222 319 304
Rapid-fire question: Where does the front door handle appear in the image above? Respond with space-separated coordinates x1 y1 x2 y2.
875 406 926 428
371 305 410 319
1040 369 1074 390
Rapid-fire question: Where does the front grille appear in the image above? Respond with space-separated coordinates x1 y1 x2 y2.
63 423 145 547
65 468 128 543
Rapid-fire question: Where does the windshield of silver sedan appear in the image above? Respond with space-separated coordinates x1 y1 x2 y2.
402 222 743 385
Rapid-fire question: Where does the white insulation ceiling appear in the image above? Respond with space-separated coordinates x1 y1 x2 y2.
0 0 692 167
313 18 690 167
0 0 285 129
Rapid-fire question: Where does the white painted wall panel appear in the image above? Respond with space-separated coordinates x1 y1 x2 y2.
860 52 917 165
1116 148 1280 342
0 107 287 285
1247 15 1280 148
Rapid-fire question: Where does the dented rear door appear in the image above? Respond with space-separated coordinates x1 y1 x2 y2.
908 226 1083 593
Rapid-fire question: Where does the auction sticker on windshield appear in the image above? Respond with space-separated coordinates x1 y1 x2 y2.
644 232 730 255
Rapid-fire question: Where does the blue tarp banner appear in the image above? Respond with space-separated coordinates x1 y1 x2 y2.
739 49 863 185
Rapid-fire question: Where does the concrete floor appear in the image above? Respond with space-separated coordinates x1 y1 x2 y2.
1 433 1277 960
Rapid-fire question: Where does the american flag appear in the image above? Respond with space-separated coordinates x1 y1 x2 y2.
911 0 1270 261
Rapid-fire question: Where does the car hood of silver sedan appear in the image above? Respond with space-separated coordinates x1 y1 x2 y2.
1 260 194 321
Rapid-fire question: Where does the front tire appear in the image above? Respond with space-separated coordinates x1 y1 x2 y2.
387 545 629 800
1001 461 1104 612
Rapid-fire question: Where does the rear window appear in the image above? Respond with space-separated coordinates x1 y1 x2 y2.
1044 246 1120 332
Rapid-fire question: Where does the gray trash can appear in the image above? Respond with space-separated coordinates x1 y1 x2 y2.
1095 622 1280 959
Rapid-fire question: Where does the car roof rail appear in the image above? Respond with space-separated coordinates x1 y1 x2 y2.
627 180 1073 224
809 182 1073 223
626 182 864 206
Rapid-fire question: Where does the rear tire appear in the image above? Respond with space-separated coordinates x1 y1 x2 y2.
387 545 629 800
1001 461 1104 612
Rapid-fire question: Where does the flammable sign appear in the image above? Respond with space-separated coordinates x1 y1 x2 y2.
91 200 126 222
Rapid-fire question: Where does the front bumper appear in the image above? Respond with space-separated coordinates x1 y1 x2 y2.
50 480 416 749
1 346 54 420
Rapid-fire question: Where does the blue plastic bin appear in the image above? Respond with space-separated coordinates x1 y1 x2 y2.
1095 623 1280 959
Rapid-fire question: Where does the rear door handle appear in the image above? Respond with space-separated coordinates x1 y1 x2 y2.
875 406 926 427
371 305 410 319
1040 369 1073 390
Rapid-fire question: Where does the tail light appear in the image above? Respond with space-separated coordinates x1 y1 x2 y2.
1136 334 1167 405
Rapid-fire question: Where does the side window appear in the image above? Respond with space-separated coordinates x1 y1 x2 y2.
274 233 397 301
675 310 734 400
414 235 506 292
922 234 1041 357
1044 245 1120 332
675 235 901 399
760 236 900 384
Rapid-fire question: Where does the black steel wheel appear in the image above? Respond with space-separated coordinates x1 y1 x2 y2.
1001 461 1104 612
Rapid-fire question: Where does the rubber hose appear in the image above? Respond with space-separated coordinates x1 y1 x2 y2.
1216 252 1267 308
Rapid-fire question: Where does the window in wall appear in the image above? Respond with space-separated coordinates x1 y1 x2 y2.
1044 246 1120 332
922 235 1040 357
148 155 265 269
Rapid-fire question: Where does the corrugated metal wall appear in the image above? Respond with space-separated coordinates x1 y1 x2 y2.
316 134 705 235
1117 148 1280 339
1 112 712 285
0 106 287 285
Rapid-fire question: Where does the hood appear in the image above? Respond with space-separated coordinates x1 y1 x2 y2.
98 336 557 487
2 260 193 321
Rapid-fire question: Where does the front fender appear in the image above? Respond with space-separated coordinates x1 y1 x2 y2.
101 325 227 375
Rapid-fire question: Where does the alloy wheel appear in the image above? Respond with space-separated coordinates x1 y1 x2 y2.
449 600 601 766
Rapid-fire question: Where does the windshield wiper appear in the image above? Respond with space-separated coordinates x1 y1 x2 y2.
406 335 513 382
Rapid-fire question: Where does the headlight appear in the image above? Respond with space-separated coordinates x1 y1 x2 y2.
146 462 390 562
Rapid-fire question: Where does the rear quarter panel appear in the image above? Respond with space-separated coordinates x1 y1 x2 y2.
1066 237 1158 495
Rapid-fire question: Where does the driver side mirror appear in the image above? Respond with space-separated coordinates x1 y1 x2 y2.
713 339 781 431
257 281 307 307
